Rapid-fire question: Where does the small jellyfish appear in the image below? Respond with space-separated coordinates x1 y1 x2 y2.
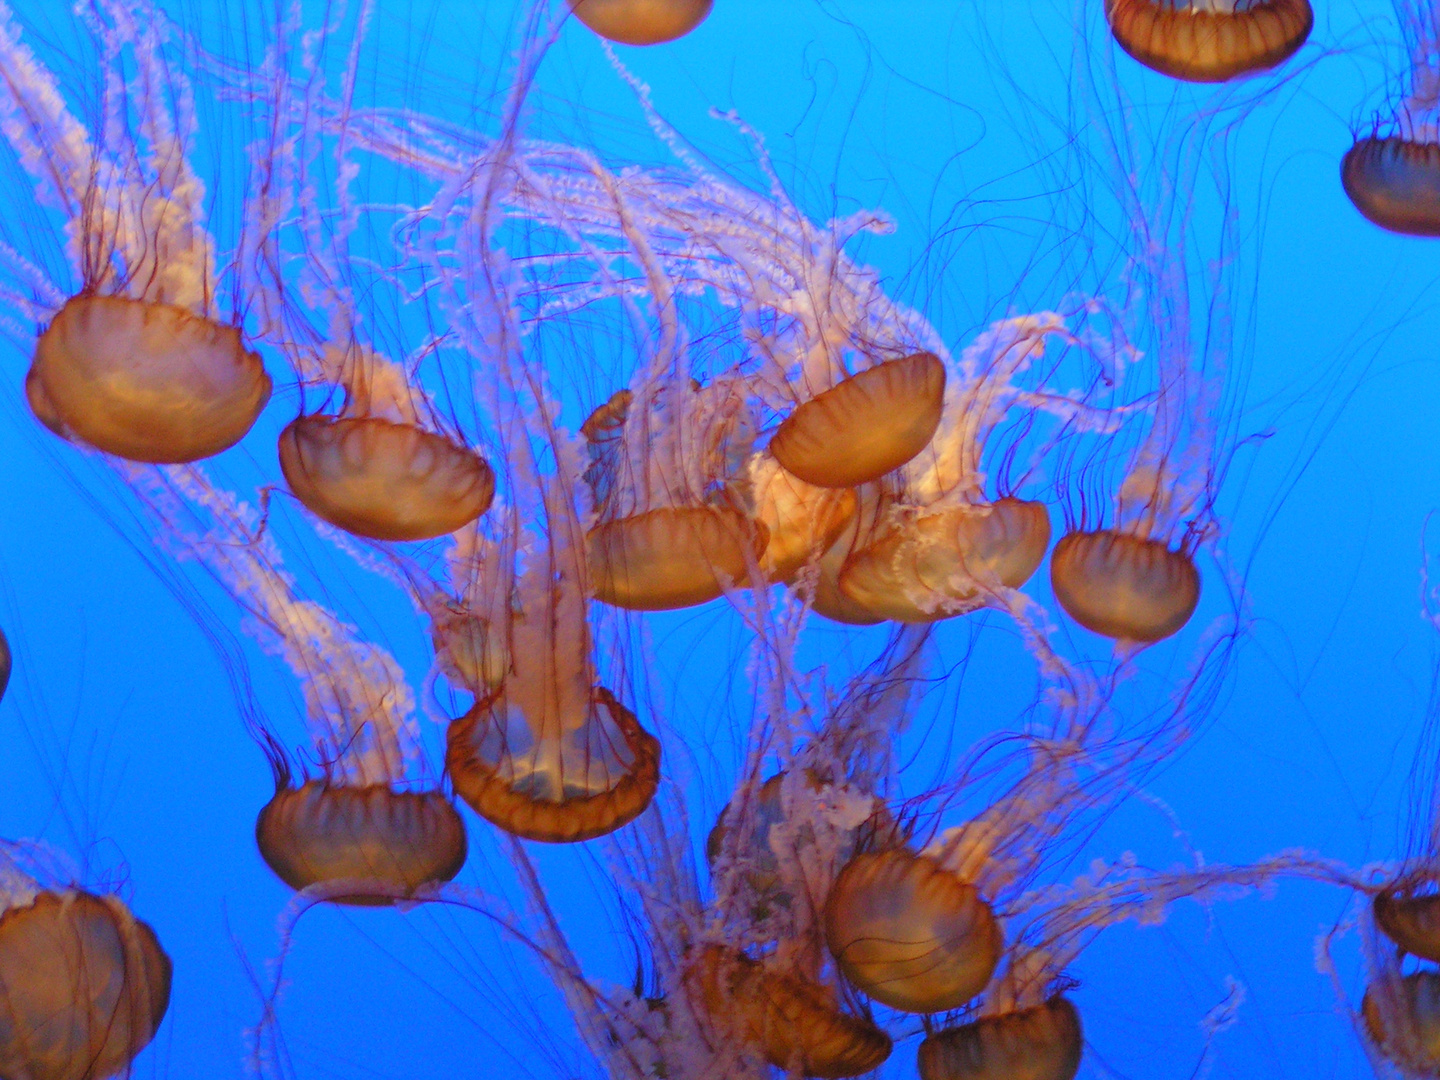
916 997 1083 1080
0 889 172 1080
568 0 713 45
824 848 1002 1014
770 351 946 490
1049 529 1200 643
688 944 893 1079
1362 971 1440 1072
1104 0 1313 83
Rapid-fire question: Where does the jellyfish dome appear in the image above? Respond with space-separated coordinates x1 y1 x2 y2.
255 782 467 905
917 997 1083 1080
1104 0 1312 82
0 888 172 1080
1049 529 1200 643
1375 885 1440 961
1343 137 1440 235
1363 971 1440 1071
749 453 858 584
568 0 712 45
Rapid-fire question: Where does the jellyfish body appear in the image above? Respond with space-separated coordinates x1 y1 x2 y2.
1375 889 1440 961
917 997 1082 1080
0 628 9 705
1049 529 1200 642
1104 0 1312 82
278 415 495 542
31 296 271 464
750 455 858 583
447 686 660 843
838 498 1051 623
770 352 946 489
0 890 171 1080
588 506 767 609
567 0 712 45
689 944 892 1078
1363 971 1440 1071
705 772 789 906
1341 137 1440 236
254 782 467 905
823 849 1002 1014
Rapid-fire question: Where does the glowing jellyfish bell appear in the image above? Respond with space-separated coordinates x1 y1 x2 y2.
917 997 1083 1080
0 5 271 463
567 0 712 45
1374 883 1440 961
1341 5 1440 235
583 379 768 611
1104 0 1313 82
748 453 858 584
0 855 172 1080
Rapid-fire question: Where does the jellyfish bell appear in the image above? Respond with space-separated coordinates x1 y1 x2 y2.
749 453 858 584
769 351 946 490
32 295 272 464
588 506 767 610
254 780 468 906
688 944 892 1078
917 996 1083 1080
823 848 1002 1014
1374 885 1440 962
0 627 9 705
838 498 1051 624
567 0 713 45
1049 528 1200 643
278 413 495 542
1104 0 1312 83
0 889 172 1080
1363 971 1440 1071
1342 136 1440 236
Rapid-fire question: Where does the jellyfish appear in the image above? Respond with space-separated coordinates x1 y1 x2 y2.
568 0 713 45
1342 2 1440 235
916 996 1082 1080
0 1 271 463
1104 0 1313 83
0 847 172 1080
1363 971 1440 1072
0 626 9 704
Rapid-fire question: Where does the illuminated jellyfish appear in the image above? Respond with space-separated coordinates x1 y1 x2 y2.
568 0 712 45
1104 0 1313 83
917 997 1082 1080
0 1 271 464
1342 1 1440 235
131 467 467 904
0 844 171 1080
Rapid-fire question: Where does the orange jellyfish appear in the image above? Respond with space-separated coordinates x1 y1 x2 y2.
688 944 892 1078
824 848 1002 1014
583 379 767 611
1362 970 1440 1072
568 0 712 45
0 862 172 1080
748 453 858 585
917 997 1083 1080
1341 3 1440 235
1105 0 1312 82
1373 884 1440 961
0 6 271 464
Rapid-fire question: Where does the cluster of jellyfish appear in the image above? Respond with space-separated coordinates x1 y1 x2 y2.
8 0 1440 1077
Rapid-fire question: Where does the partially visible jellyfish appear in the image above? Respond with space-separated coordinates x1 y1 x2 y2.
0 842 172 1080
0 1 271 463
0 626 9 704
1104 0 1313 82
568 0 713 46
1342 1 1440 236
917 996 1082 1080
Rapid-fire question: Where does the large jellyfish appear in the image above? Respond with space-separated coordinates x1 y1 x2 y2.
1105 0 1313 82
567 0 712 46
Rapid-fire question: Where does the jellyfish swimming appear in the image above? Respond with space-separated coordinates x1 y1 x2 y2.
568 0 713 45
1104 0 1313 82
917 996 1083 1080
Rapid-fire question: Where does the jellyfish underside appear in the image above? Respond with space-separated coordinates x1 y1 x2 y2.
1049 529 1200 642
838 498 1051 623
0 890 172 1080
278 415 495 542
769 352 946 489
1363 971 1440 1071
1342 137 1440 236
1375 889 1440 962
587 505 768 610
31 295 271 464
446 686 660 843
1104 0 1312 82
917 997 1083 1080
824 849 1002 1014
689 944 893 1078
254 782 468 905
567 0 712 45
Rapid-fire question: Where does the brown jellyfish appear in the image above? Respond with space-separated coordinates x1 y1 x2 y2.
1105 0 1312 83
0 890 172 1080
1342 137 1440 236
770 351 946 490
31 294 271 465
917 997 1083 1080
583 382 767 611
1049 529 1200 643
568 0 713 45
1363 971 1440 1072
255 781 467 906
824 849 1002 1014
1374 887 1440 962
705 772 790 906
688 944 892 1078
748 453 858 584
